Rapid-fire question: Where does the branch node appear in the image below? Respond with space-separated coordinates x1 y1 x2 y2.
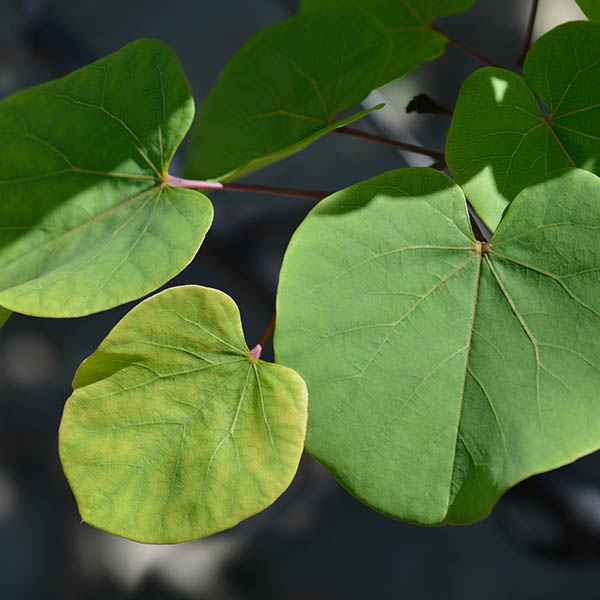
248 344 262 363
473 241 490 255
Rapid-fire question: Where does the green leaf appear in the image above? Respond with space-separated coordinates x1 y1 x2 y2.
300 0 477 87
185 8 391 182
0 306 10 328
0 39 213 318
275 167 600 525
446 21 600 231
576 0 600 21
59 285 308 543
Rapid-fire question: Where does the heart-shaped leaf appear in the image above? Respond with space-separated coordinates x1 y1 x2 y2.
275 167 600 525
0 307 10 328
0 39 213 318
577 0 600 22
301 0 477 87
59 285 308 543
185 7 391 182
446 21 600 231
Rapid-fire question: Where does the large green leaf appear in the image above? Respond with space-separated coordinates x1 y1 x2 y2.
185 8 391 182
577 0 600 22
275 167 600 525
0 306 10 328
446 21 600 231
301 0 477 87
0 39 213 318
59 285 308 543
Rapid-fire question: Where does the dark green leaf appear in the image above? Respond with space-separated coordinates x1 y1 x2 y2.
60 285 308 543
447 21 600 230
185 8 391 181
301 0 477 86
276 167 600 524
576 0 600 21
0 39 213 317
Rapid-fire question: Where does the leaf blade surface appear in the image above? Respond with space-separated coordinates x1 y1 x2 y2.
275 167 600 524
185 8 391 181
0 306 10 328
0 39 213 317
446 21 600 230
300 0 477 86
576 0 600 21
60 285 308 543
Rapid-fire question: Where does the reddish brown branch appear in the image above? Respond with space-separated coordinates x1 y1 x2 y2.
167 176 329 200
334 126 444 160
249 312 276 362
258 312 276 348
434 25 499 68
223 182 328 200
518 0 539 67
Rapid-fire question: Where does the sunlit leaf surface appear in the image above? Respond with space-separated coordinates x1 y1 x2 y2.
447 21 600 230
0 39 212 317
185 7 391 181
60 285 308 543
276 167 600 524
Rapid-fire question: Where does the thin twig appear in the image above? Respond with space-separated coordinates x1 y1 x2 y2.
334 126 444 160
223 182 328 200
167 176 329 200
434 25 499 68
258 312 276 348
249 312 277 361
518 0 539 68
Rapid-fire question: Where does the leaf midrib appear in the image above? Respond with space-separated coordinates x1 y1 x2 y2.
446 225 600 517
446 252 482 518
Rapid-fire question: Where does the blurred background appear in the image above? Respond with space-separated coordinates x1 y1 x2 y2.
2 0 600 598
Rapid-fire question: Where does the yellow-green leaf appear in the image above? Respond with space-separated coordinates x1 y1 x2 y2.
0 306 10 328
60 285 308 543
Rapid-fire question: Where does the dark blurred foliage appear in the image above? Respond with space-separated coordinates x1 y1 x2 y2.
1 1 599 598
